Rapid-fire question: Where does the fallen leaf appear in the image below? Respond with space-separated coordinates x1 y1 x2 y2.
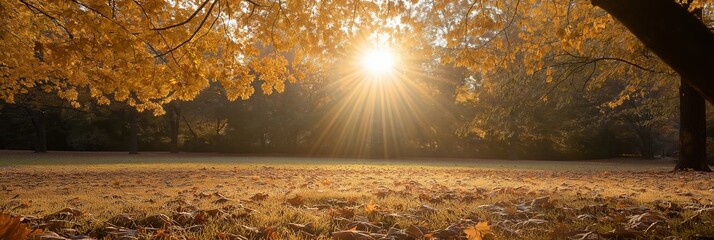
287 195 304 207
213 197 231 204
249 193 268 202
365 202 377 214
107 214 135 228
464 221 495 240
331 230 375 240
0 213 31 240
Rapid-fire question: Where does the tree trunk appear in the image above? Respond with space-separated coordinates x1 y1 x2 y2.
128 109 139 154
28 109 47 153
214 120 223 152
635 126 655 159
676 80 710 171
591 0 714 103
168 106 180 153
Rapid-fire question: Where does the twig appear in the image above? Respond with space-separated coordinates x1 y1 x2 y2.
151 0 211 30
156 0 219 58
19 0 74 39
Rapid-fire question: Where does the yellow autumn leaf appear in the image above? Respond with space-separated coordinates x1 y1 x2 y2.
463 221 495 240
365 201 377 214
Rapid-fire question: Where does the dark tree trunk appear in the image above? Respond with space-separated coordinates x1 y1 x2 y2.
168 106 181 153
214 120 222 152
591 0 714 103
28 109 47 153
676 81 710 171
128 109 139 154
508 128 520 160
635 126 655 159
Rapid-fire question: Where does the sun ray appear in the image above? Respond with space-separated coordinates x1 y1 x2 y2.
309 36 462 158
360 47 398 77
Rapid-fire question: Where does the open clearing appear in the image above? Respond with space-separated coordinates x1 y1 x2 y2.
1 151 713 239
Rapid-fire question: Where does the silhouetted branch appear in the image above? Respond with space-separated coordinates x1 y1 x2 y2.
151 0 211 30
19 0 74 39
156 0 219 58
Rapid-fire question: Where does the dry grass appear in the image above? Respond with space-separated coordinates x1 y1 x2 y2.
0 151 713 239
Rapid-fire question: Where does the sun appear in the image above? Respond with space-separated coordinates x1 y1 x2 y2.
360 47 397 76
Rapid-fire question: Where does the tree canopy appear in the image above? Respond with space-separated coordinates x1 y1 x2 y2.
4 0 712 113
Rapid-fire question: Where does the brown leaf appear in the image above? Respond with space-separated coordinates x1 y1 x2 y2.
405 225 425 238
242 225 278 239
332 207 355 219
530 196 555 209
138 214 173 228
217 232 248 240
104 226 138 239
331 230 376 240
600 227 640 239
28 231 68 240
249 193 268 202
627 211 667 230
287 195 304 207
107 214 135 228
194 209 226 224
171 212 195 227
19 201 31 209
213 197 232 204
348 221 382 233
415 205 437 215
286 222 314 234
196 192 212 198
37 220 72 232
571 231 601 240
0 213 32 240
44 208 83 221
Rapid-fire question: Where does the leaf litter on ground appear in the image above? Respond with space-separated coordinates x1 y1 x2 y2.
1 164 713 239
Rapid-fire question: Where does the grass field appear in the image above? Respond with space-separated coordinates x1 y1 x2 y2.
1 151 713 239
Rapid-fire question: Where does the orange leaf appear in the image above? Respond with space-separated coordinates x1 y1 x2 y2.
287 195 304 207
464 221 494 240
365 202 377 214
0 213 31 240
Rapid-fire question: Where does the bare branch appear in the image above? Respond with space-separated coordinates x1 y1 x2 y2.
131 0 181 70
195 1 222 43
244 0 264 19
151 0 211 31
156 0 219 58
19 0 74 39
479 0 520 49
245 0 263 7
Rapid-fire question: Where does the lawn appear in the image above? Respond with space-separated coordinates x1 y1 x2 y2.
1 151 713 239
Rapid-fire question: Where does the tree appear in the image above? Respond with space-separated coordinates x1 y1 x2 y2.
4 86 87 153
3 0 713 168
677 82 710 170
591 0 714 102
165 102 181 153
179 83 230 152
1 0 375 114
590 0 713 171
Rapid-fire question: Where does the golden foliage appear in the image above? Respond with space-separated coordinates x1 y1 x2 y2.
2 0 704 114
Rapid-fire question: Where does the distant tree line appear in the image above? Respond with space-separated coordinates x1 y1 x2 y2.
2 63 712 161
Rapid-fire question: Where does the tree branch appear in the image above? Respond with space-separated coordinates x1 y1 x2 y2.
592 0 714 103
156 0 219 58
19 0 74 39
151 0 211 31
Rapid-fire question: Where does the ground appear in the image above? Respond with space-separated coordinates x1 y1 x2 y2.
0 151 713 239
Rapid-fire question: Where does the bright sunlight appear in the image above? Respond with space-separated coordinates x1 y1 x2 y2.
360 47 397 76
